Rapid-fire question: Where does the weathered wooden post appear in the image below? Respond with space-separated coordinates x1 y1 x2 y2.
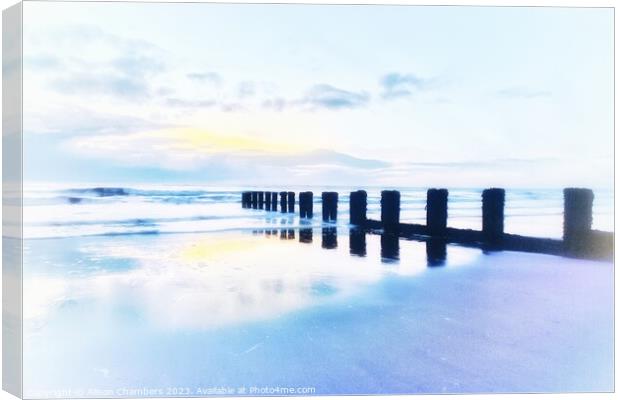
299 191 313 218
427 189 448 236
271 192 278 211
322 227 337 249
287 191 295 213
241 192 250 208
251 191 258 209
381 190 400 231
322 192 338 222
279 191 287 213
258 191 264 209
349 190 367 226
482 188 505 244
563 188 594 253
349 228 366 257
265 191 272 210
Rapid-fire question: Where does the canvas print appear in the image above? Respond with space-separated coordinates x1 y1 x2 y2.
2 1 614 398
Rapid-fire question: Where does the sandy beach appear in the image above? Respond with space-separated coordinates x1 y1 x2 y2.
23 226 613 397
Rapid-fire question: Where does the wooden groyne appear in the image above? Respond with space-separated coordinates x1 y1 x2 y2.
241 188 613 261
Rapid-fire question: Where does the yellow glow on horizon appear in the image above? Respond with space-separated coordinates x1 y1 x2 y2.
167 128 303 154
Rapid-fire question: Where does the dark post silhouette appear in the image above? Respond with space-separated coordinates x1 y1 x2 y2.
381 190 400 231
322 192 338 222
349 190 367 225
279 191 287 213
380 232 399 262
242 192 250 208
349 228 367 257
427 189 448 236
426 238 447 267
563 188 594 252
271 192 278 211
299 228 313 243
265 191 272 210
322 227 338 249
299 191 314 218
251 191 258 209
482 188 505 243
258 191 264 209
287 191 295 213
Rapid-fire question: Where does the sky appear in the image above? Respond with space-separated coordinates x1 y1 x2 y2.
21 2 613 188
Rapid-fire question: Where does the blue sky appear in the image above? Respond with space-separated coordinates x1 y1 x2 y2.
22 2 613 188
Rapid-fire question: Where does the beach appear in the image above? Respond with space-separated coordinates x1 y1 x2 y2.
20 186 614 396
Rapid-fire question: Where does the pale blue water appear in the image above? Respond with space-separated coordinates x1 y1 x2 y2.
19 185 614 397
21 184 614 240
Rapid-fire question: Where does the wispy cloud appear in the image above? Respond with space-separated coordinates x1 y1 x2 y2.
301 84 370 110
26 24 166 101
186 72 222 84
497 87 552 99
380 72 434 99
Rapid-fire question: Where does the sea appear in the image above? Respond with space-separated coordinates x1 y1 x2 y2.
14 183 614 396
21 184 614 240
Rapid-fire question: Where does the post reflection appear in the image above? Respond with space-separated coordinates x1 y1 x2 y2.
380 232 399 263
426 238 447 267
322 227 338 249
299 228 313 244
349 228 366 257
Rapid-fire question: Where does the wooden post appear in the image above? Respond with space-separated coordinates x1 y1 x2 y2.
279 191 287 213
427 189 448 236
322 192 338 222
287 191 295 213
563 188 594 252
482 188 505 243
271 192 278 211
242 192 250 208
299 191 313 218
251 191 258 209
349 190 367 226
265 191 272 210
258 191 264 209
381 190 400 231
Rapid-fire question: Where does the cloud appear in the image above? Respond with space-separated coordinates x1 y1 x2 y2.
380 72 434 99
165 98 216 108
301 84 370 110
186 72 222 84
25 106 167 136
64 128 387 174
27 24 166 101
497 87 552 99
237 81 256 98
52 74 151 99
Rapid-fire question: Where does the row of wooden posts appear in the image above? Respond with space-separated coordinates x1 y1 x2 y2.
241 188 611 260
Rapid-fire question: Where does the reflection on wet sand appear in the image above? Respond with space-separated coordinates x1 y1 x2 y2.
349 228 366 257
300 228 313 244
426 239 447 267
260 225 448 267
322 227 337 249
381 233 400 263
